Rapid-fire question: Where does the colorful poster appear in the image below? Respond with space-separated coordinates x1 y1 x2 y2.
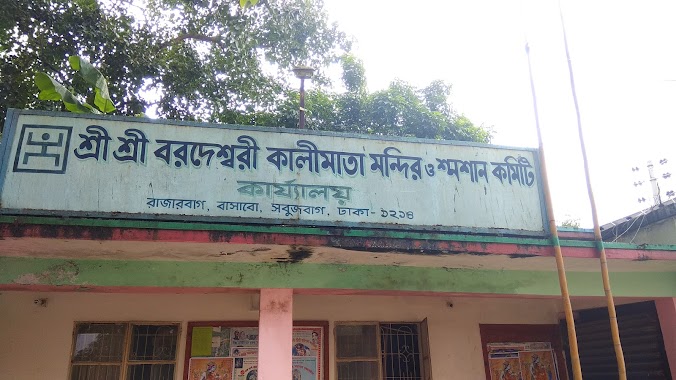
230 347 258 357
487 342 551 354
293 327 322 380
487 342 558 380
191 327 231 357
212 327 231 357
192 327 215 357
488 356 522 380
292 358 317 380
188 357 234 380
292 328 321 357
231 328 259 349
523 343 551 351
519 350 558 380
234 357 258 380
190 326 323 380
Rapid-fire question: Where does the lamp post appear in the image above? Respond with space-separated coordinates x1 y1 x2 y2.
292 65 314 129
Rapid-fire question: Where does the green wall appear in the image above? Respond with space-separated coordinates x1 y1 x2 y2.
1 257 674 297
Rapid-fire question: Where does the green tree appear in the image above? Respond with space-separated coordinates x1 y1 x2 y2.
2 0 490 143
340 54 366 94
1 0 154 122
559 217 581 229
274 56 492 143
0 0 350 125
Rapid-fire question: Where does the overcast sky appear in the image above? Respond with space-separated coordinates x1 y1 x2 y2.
322 0 676 229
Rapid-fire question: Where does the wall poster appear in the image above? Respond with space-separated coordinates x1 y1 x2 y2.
185 322 328 380
234 357 258 380
487 342 560 380
292 358 317 380
190 326 231 357
188 357 234 380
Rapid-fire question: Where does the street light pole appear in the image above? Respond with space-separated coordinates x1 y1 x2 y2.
299 76 306 129
292 65 314 129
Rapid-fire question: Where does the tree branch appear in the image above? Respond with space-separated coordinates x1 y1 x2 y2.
30 53 67 82
160 33 224 48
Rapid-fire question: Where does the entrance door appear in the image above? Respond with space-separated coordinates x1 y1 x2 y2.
560 301 672 379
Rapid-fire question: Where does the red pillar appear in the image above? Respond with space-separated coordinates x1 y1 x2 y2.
258 289 293 380
656 298 676 378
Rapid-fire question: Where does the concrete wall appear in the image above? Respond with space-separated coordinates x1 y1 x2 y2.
0 291 617 380
619 217 676 245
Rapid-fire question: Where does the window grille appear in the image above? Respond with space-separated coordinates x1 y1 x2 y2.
380 324 422 380
336 322 429 380
70 322 179 380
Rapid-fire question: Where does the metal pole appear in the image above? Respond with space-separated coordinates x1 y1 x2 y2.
525 42 584 380
558 3 627 379
299 77 306 129
647 161 661 205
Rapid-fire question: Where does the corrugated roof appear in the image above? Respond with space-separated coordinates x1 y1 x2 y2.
601 198 676 241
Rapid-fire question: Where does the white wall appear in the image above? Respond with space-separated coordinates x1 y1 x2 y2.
0 291 576 380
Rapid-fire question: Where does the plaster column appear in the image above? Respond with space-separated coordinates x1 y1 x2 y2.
258 289 293 380
656 298 676 378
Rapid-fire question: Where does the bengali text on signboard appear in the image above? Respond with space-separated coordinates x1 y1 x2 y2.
0 110 547 234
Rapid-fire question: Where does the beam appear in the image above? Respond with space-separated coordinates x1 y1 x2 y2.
2 220 676 261
1 257 675 297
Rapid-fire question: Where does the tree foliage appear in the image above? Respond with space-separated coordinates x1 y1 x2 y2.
2 0 152 120
270 55 492 143
1 0 349 123
1 0 491 143
559 217 581 229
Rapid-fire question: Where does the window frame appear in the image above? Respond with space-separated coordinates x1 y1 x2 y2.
334 321 428 380
335 322 383 380
68 321 182 380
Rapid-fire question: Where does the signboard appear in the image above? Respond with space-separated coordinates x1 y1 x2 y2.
0 110 547 234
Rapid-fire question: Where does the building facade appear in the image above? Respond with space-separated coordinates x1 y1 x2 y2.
0 110 674 380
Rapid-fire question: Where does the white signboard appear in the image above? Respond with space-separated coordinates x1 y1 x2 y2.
0 110 547 234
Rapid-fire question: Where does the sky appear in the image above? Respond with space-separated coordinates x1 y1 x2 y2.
320 0 676 228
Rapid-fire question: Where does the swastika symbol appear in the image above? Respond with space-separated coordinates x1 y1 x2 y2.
12 124 73 174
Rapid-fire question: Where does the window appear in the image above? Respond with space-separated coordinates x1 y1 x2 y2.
335 322 431 380
70 322 179 380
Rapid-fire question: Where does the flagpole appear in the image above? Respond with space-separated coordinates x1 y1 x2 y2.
525 42 584 380
558 3 627 378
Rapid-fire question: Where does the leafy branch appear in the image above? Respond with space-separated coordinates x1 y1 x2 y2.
159 33 226 49
34 56 116 114
239 0 259 8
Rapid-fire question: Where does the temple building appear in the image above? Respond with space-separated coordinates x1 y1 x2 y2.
0 109 673 380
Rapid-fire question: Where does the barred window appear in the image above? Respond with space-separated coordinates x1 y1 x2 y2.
336 321 431 380
70 322 179 380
